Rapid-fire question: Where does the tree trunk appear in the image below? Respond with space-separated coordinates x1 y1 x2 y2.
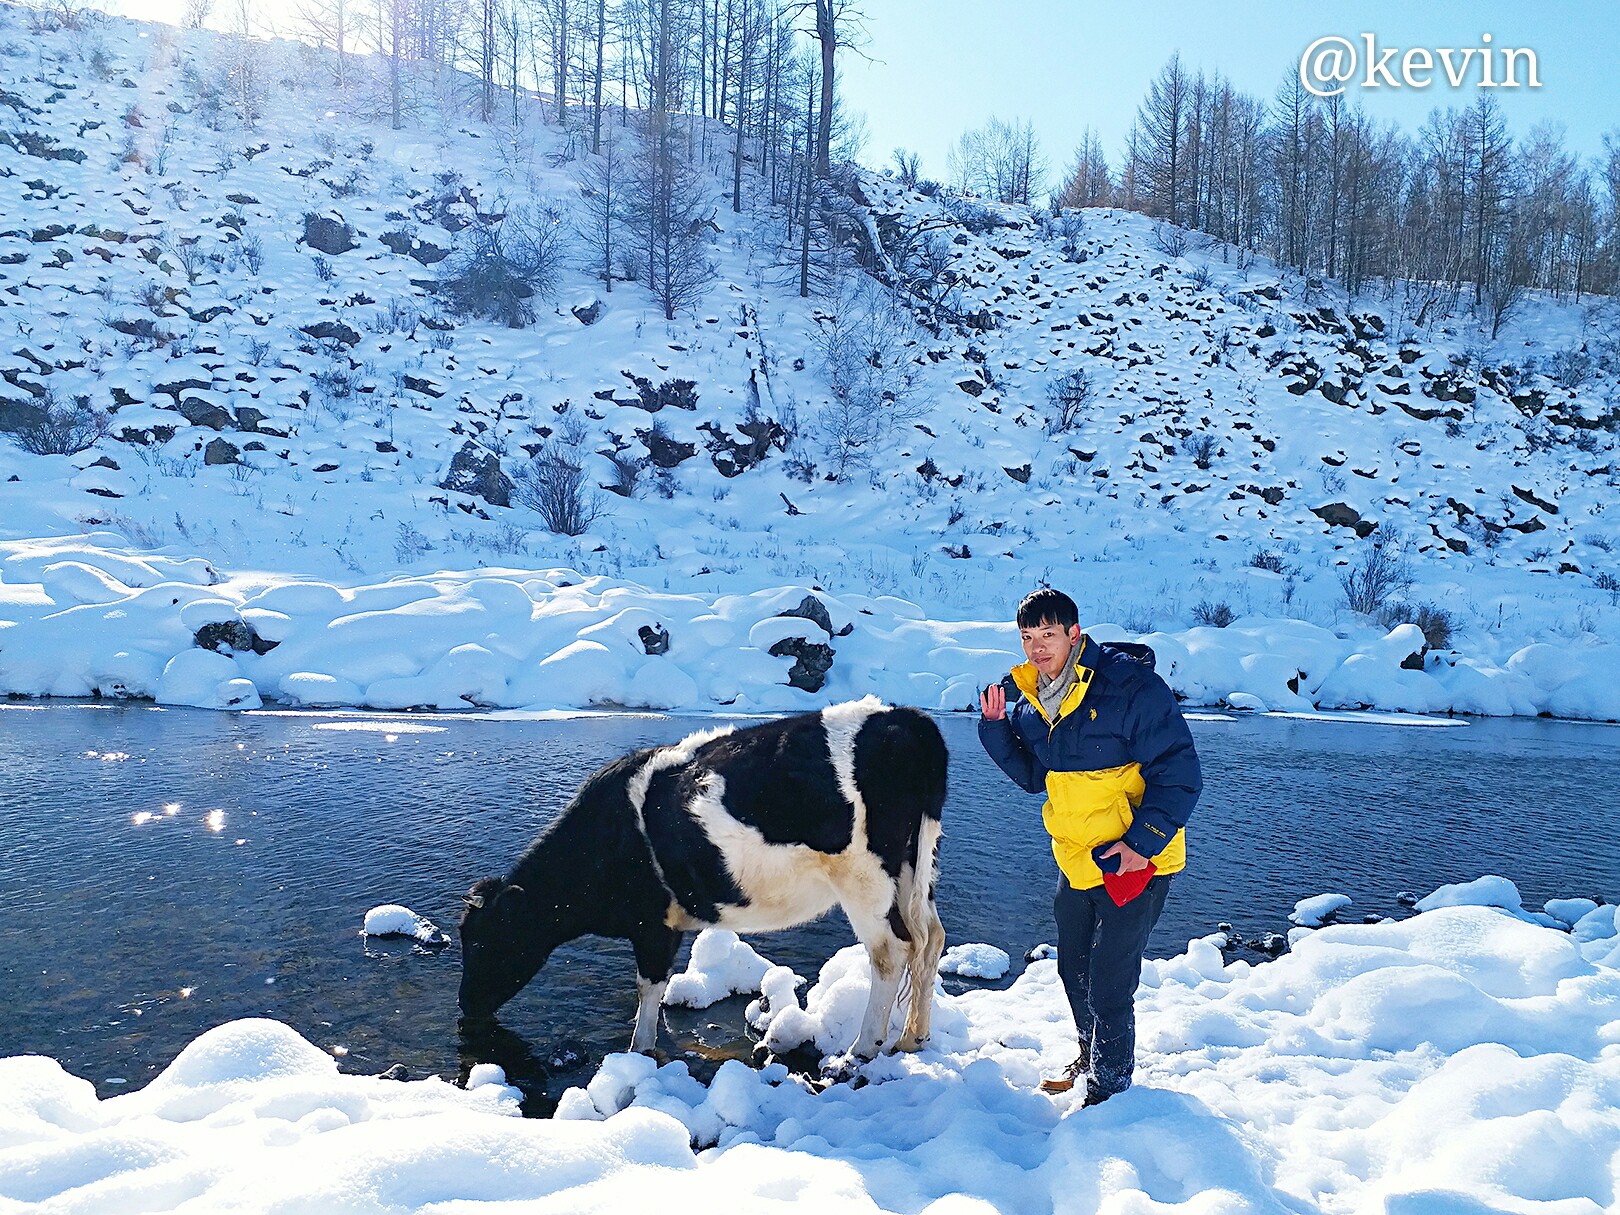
814 0 833 177
800 78 814 297
592 0 604 153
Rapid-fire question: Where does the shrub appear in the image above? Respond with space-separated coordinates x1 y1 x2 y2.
238 233 264 275
1192 599 1234 628
1249 549 1287 573
440 205 563 329
1185 433 1218 469
1550 345 1592 390
1044 368 1091 434
7 394 109 455
1150 222 1189 258
512 443 604 535
1378 601 1455 650
393 520 432 564
1340 525 1413 614
1595 571 1620 605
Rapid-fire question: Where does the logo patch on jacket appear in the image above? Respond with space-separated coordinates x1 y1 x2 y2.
1089 708 1097 720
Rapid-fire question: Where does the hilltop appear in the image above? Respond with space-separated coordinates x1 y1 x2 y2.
2 5 1619 718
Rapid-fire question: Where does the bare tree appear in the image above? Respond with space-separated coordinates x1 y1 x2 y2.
576 125 624 290
949 115 1047 205
1054 128 1111 209
814 275 927 478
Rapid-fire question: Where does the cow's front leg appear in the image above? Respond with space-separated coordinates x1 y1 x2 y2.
629 925 683 1054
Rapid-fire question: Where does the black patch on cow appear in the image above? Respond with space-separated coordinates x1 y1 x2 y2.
639 762 749 922
887 901 912 942
689 716 855 854
853 707 948 876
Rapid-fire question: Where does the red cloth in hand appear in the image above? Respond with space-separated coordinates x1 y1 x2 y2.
1101 862 1157 907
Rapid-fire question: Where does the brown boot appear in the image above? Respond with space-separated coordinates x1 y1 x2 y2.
1039 1043 1092 1094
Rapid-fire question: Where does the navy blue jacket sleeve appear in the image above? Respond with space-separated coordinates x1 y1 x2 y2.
1120 673 1202 859
978 706 1047 795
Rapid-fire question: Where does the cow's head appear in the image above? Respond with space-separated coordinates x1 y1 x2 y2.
457 876 550 1020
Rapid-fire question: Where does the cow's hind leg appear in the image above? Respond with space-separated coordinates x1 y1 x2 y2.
896 817 945 1053
629 925 683 1054
822 890 909 1078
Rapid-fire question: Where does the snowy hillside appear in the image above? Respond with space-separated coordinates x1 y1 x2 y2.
3 6 1620 718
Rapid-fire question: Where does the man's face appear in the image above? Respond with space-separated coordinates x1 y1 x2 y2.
1020 618 1080 681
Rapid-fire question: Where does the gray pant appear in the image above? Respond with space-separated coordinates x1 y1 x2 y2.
1053 873 1171 1097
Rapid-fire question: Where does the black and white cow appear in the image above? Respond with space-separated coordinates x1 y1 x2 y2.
458 696 947 1067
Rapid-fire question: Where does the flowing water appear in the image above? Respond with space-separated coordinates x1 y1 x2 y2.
3 703 1616 1111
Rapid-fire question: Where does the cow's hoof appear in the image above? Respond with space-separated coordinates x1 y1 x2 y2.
895 1033 929 1053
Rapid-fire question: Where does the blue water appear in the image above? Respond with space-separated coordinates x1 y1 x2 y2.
1 704 1615 1109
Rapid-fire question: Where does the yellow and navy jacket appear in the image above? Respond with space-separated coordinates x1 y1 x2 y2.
978 637 1201 891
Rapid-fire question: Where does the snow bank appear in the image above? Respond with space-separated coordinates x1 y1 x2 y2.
8 882 1615 1215
5 538 1620 722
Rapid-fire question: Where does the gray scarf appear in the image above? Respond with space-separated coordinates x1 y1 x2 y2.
1036 656 1079 723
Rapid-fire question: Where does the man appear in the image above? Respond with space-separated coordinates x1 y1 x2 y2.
978 587 1201 1105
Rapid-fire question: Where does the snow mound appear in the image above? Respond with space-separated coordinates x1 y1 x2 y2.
5 892 1620 1214
663 929 774 1008
939 943 1011 980
361 905 447 945
1289 892 1352 927
1415 875 1524 913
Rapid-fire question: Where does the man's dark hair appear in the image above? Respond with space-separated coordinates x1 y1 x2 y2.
1017 587 1079 631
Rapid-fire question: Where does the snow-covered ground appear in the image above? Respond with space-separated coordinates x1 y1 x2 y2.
3 7 1620 721
5 878 1617 1214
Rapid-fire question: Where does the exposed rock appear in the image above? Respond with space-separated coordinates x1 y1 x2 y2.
203 437 240 465
638 624 671 655
572 299 603 325
779 594 834 637
177 396 233 430
638 427 696 469
195 619 277 655
153 377 212 401
770 635 835 693
1003 463 1032 484
301 212 356 255
698 412 785 477
0 398 47 435
1510 484 1558 515
620 372 699 412
301 321 362 348
439 440 513 508
409 240 451 266
1311 501 1377 538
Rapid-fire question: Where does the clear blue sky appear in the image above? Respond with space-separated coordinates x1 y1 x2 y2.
839 0 1618 185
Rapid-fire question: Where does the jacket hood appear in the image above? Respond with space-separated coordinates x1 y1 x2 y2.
1097 640 1157 673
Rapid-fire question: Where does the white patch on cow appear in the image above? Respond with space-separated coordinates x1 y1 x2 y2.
818 696 888 849
680 770 897 935
626 723 736 818
627 723 736 900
